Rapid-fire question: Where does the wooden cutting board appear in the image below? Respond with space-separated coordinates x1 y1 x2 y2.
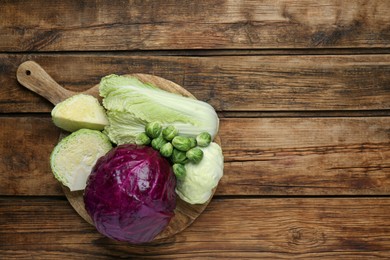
16 60 219 242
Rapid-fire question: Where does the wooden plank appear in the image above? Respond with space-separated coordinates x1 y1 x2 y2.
1 197 389 258
1 54 390 113
1 117 389 196
219 117 390 196
0 117 62 195
1 0 390 51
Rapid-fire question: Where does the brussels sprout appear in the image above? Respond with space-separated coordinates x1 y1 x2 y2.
145 121 162 139
171 148 187 164
186 147 203 164
172 136 192 151
173 163 186 180
135 132 151 145
160 142 173 157
151 136 167 150
162 125 178 141
196 132 211 147
189 137 197 148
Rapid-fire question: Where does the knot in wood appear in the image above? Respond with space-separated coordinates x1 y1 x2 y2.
287 226 325 249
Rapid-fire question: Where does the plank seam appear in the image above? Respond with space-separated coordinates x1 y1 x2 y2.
2 48 390 56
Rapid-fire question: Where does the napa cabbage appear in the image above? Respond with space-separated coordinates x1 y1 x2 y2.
99 74 219 145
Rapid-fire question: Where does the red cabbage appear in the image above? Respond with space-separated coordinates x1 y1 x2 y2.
84 144 176 244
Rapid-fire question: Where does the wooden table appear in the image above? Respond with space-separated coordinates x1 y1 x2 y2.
1 1 390 259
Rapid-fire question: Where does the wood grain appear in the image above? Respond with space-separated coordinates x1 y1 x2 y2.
1 0 390 258
1 116 388 196
16 61 197 106
1 54 390 113
1 197 389 258
1 0 390 51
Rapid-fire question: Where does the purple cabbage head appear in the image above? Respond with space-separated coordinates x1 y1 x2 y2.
84 144 176 244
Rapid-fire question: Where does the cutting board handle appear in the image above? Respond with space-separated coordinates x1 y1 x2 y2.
17 61 76 105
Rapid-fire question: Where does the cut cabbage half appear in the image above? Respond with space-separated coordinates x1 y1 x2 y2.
51 94 109 132
50 129 112 191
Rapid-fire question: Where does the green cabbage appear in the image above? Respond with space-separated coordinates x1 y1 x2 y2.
175 142 224 204
51 94 108 132
99 74 219 145
50 129 112 191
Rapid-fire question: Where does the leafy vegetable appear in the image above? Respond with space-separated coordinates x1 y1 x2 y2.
51 94 108 132
172 163 186 180
162 125 178 141
135 132 151 145
99 74 219 145
188 137 197 148
151 135 167 150
160 142 173 157
172 136 192 151
145 121 162 139
176 142 224 204
84 144 176 244
186 147 203 164
171 148 187 164
50 129 112 191
196 132 212 147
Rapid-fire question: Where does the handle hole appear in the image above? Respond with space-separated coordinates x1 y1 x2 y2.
26 70 31 76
